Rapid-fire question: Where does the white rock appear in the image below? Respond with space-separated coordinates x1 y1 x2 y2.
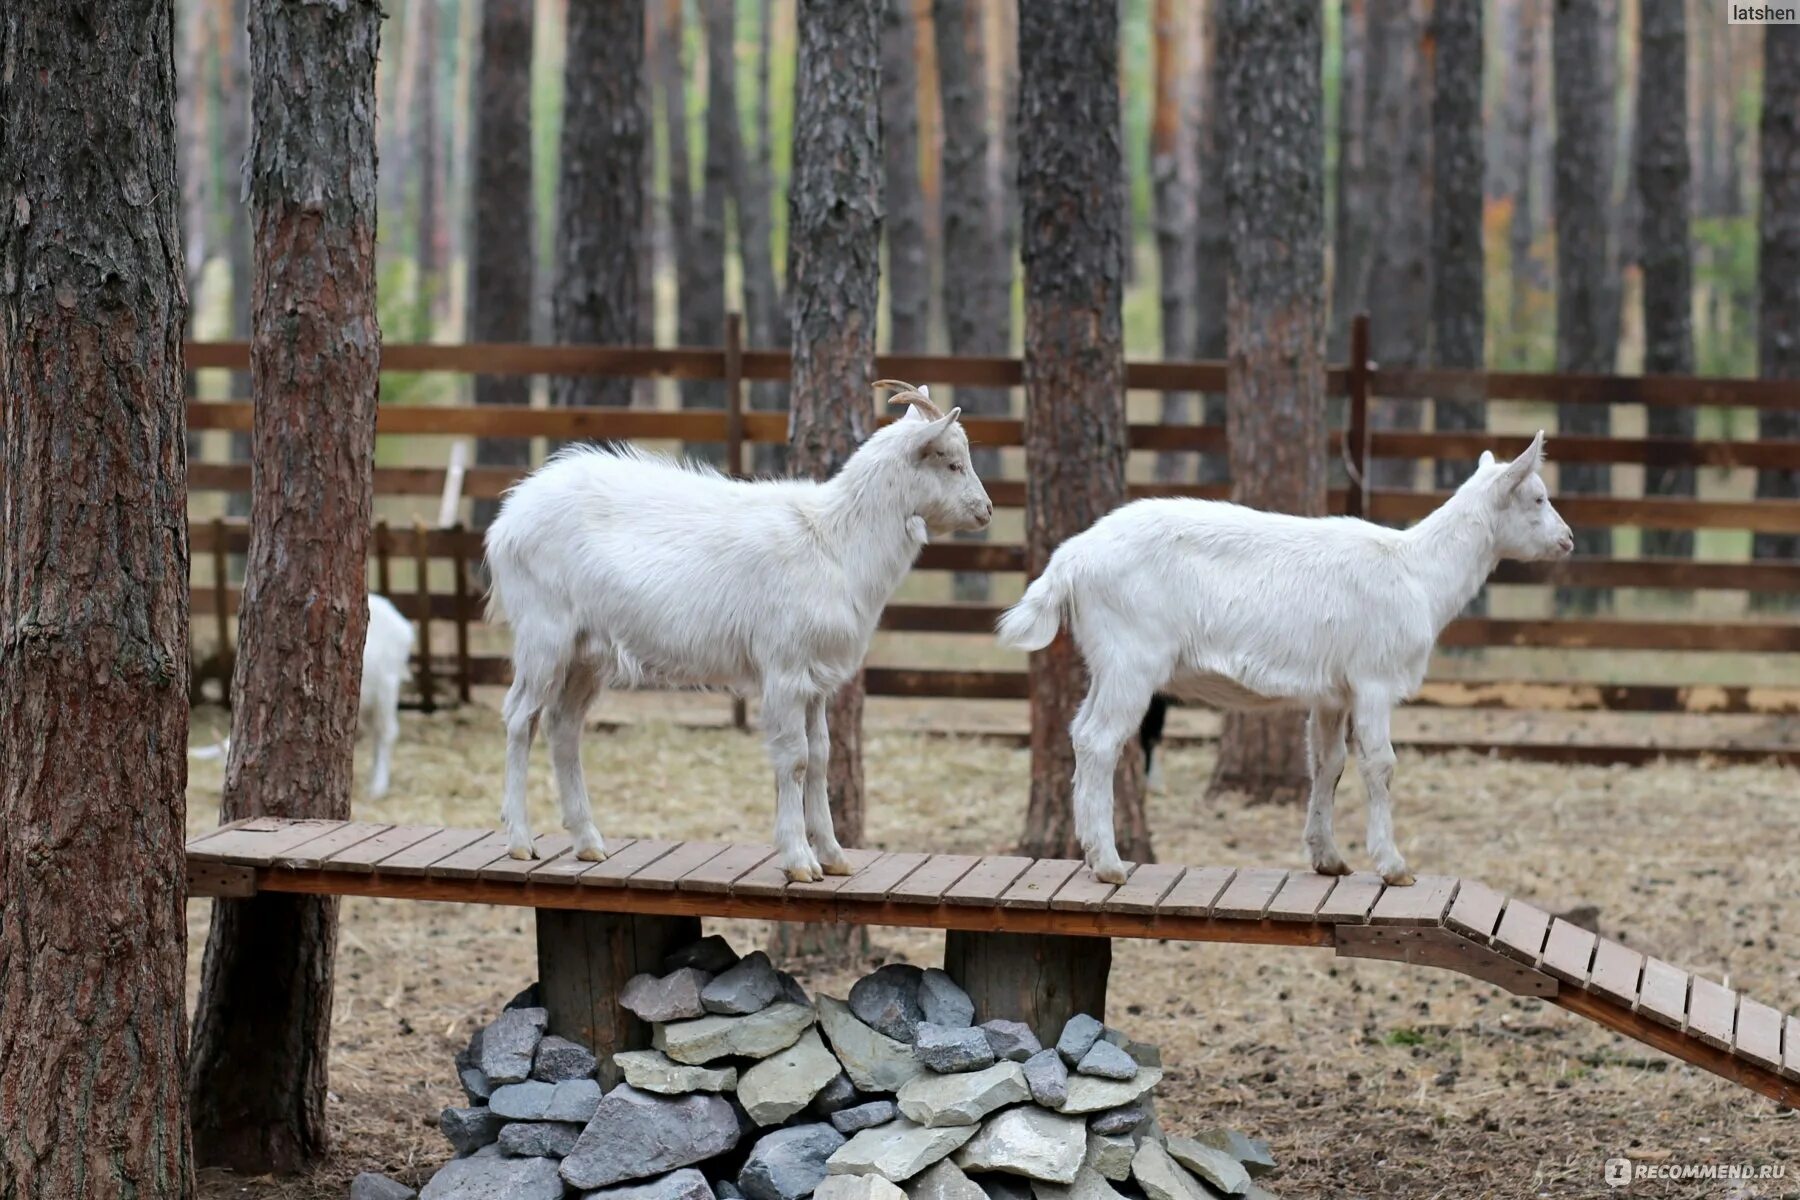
1058 1067 1162 1115
817 996 927 1093
815 1176 909 1200
1166 1136 1251 1197
738 1029 843 1126
1085 1132 1135 1183
828 1119 978 1183
952 1108 1086 1184
1130 1141 1210 1200
614 1049 738 1095
896 1062 1029 1128
654 1002 815 1065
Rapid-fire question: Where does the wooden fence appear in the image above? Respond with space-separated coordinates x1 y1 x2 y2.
178 314 1800 759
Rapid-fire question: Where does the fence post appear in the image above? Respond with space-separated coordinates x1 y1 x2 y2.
450 525 473 703
1345 313 1371 519
413 519 436 714
725 312 750 734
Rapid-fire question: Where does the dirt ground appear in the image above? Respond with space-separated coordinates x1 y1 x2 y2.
184 701 1799 1200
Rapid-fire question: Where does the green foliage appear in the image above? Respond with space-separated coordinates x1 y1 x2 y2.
1693 215 1759 379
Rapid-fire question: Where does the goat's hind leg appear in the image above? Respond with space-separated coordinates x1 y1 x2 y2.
500 674 548 859
545 664 607 861
1303 706 1351 875
1069 669 1156 885
1352 692 1411 885
367 677 400 800
763 680 821 883
802 695 850 875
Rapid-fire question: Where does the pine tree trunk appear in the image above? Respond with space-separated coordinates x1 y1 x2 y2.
1209 0 1328 808
1636 0 1696 561
1754 26 1800 583
884 0 931 355
1430 0 1486 491
743 0 788 459
552 0 644 413
780 0 882 959
683 0 732 461
662 0 708 424
469 0 535 530
1552 0 1617 612
0 4 195 1194
413 0 442 337
1192 0 1228 484
1329 0 1370 360
1506 0 1542 359
186 0 382 1173
223 0 255 529
1017 0 1149 864
1151 0 1196 485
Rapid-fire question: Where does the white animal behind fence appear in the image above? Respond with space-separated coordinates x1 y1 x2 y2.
483 382 993 881
997 433 1573 886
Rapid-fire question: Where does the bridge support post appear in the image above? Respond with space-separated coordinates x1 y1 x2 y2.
536 910 701 1088
942 930 1111 1048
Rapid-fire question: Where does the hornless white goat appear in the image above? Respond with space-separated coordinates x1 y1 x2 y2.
483 383 993 880
997 433 1572 886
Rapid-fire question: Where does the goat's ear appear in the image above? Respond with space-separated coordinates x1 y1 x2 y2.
897 402 929 423
1478 450 1496 469
922 406 962 441
1499 430 1547 492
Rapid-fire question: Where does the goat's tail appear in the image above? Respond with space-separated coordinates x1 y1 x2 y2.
996 558 1071 652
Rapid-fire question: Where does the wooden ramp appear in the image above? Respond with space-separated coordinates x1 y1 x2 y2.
187 818 1800 1106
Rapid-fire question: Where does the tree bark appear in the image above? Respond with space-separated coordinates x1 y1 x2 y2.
0 4 195 1194
780 0 882 958
683 0 732 460
1505 0 1543 361
1636 0 1696 560
1017 0 1149 863
1329 0 1370 361
1754 25 1800 582
1209 0 1328 807
470 0 536 529
412 0 443 337
1430 0 1486 493
223 0 255 530
186 0 382 1173
743 0 788 461
1192 0 1229 484
884 0 931 356
552 0 644 413
1151 0 1197 485
1552 0 1617 611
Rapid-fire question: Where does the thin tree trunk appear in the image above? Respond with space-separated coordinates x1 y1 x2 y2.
1753 25 1800 587
1507 0 1543 360
1431 0 1485 487
1553 0 1617 611
0 3 194 1194
187 0 382 1173
413 0 442 338
180 0 214 328
1152 0 1197 485
470 0 536 529
637 4 657 410
1636 0 1696 561
1209 0 1328 807
662 0 711 430
884 0 931 355
223 0 254 529
1192 0 1228 484
552 0 644 415
778 0 882 959
743 0 788 463
1017 0 1149 864
686 0 732 460
1330 0 1370 361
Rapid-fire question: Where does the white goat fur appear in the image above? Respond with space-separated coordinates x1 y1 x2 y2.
997 434 1573 885
483 384 993 880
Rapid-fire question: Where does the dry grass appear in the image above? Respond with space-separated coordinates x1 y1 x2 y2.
184 701 1799 1200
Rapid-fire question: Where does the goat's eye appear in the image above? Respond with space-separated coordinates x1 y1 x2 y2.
1534 496 1544 506
948 461 963 473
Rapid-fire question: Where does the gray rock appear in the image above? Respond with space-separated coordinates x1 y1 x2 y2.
809 1072 860 1117
717 1182 744 1200
480 1007 550 1085
953 1108 1086 1184
738 1123 847 1200
1189 1129 1276 1178
1123 1042 1161 1070
622 968 714 1024
498 1121 583 1159
1058 1068 1162 1116
421 1154 565 1200
560 1085 742 1191
655 1003 816 1065
1075 1042 1136 1081
1129 1142 1209 1200
351 1172 417 1200
703 951 782 1016
849 964 927 1043
897 1062 1029 1129
459 1067 493 1105
489 1079 603 1124
1085 1133 1135 1182
615 1049 738 1095
1021 1050 1068 1109
739 1029 843 1126
914 1024 995 1074
440 1106 504 1156
505 983 543 1011
828 1120 978 1184
903 1159 986 1200
830 1100 898 1134
815 1176 907 1200
664 935 740 975
1053 1016 1103 1067
532 1035 599 1083
1086 1105 1147 1138
1030 1168 1128 1200
582 1168 716 1200
455 1026 484 1074
817 996 927 1093
978 1020 1041 1063
777 971 811 1008
917 970 974 1029
1166 1137 1251 1197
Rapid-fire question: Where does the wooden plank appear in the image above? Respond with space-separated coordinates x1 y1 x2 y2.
945 856 1035 905
886 854 983 904
1785 1015 1800 1082
427 831 518 879
1585 938 1645 1008
999 859 1083 910
786 848 889 897
1491 898 1552 965
375 827 491 876
625 842 731 891
834 852 933 902
676 844 777 894
1102 863 1186 915
184 817 257 851
1686 976 1738 1051
1315 873 1386 924
730 853 804 899
478 833 576 881
1732 997 1785 1073
1264 871 1340 922
274 821 391 869
530 838 641 885
1637 957 1690 1029
318 824 443 871
578 839 678 888
1207 868 1292 920
187 818 348 866
1444 880 1508 942
1158 865 1238 918
1539 919 1599 987
1048 865 1125 912
1368 876 1459 927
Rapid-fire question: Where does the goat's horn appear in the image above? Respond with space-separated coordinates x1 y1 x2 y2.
873 378 943 419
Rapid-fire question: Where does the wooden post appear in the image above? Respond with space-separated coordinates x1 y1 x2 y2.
942 930 1111 1047
413 520 436 714
450 525 473 703
536 911 701 1088
724 312 749 734
1344 312 1371 519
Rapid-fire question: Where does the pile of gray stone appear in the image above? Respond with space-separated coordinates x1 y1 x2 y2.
349 938 1280 1200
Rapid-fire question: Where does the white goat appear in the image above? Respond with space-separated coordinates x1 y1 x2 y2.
189 592 415 799
483 383 993 880
997 434 1573 886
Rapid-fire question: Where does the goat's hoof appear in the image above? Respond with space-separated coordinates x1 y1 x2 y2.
1091 860 1130 886
576 844 608 863
507 843 538 862
817 852 854 876
1380 866 1415 887
1310 853 1352 876
783 863 824 884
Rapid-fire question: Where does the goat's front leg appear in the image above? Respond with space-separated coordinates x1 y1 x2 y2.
1069 671 1154 884
366 679 400 800
763 680 821 882
500 678 543 859
1352 692 1411 885
803 695 851 875
545 668 606 861
1303 706 1350 875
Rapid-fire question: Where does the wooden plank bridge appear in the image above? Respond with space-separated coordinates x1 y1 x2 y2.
187 818 1800 1107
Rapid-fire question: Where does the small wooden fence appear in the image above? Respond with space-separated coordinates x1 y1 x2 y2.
178 315 1800 759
